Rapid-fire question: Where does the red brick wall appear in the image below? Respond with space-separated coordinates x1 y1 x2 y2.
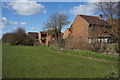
63 28 70 39
88 24 111 38
67 15 89 49
28 32 39 41
70 15 89 43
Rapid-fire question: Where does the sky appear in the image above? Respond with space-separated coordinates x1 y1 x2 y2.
0 0 100 39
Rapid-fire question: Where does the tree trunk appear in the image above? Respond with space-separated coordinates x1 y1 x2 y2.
118 2 120 54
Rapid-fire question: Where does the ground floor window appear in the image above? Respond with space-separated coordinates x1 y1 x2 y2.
88 37 112 43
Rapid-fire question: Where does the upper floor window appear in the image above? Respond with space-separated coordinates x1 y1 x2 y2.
91 24 96 31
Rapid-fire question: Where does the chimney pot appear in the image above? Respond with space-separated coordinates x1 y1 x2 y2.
99 14 102 19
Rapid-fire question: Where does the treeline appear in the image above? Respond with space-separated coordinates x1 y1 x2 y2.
2 28 35 45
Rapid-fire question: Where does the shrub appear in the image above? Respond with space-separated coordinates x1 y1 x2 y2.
2 27 35 46
2 33 13 42
2 33 17 45
90 42 118 55
24 35 35 46
14 28 27 45
89 42 102 52
105 72 120 79
49 38 65 49
64 35 89 50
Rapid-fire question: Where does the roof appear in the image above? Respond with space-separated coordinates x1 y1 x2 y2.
79 14 110 26
40 31 47 34
28 32 38 34
66 28 70 30
66 28 72 32
47 29 59 33
106 18 119 25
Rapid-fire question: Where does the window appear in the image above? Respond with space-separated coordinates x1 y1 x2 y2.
52 34 55 37
98 39 101 42
88 39 91 43
36 40 39 42
91 24 96 31
35 36 38 39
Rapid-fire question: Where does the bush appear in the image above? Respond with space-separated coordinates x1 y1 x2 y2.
49 38 65 49
2 27 35 46
90 42 118 55
8 33 17 45
14 28 27 45
64 35 89 50
2 33 13 43
105 72 120 79
24 35 35 46
2 33 17 45
89 42 102 52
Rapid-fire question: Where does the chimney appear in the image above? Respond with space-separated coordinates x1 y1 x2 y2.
99 14 102 19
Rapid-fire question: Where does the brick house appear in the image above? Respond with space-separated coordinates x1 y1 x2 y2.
28 32 39 42
40 31 56 46
63 14 112 49
106 18 120 42
28 14 112 48
63 28 71 39
28 31 55 46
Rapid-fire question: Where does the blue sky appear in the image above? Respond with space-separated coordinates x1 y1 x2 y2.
1 1 99 38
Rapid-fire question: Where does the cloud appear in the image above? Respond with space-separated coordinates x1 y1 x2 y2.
58 10 66 14
31 27 38 30
2 17 7 21
20 22 27 25
9 21 18 25
0 17 8 29
70 2 97 15
43 10 47 14
0 17 27 29
3 0 47 16
13 27 18 30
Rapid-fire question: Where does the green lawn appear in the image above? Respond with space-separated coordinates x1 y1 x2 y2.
2 43 118 78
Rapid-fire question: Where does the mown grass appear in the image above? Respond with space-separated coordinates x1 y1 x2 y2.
59 50 118 61
2 43 118 78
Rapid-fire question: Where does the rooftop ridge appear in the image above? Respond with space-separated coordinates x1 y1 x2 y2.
78 14 99 18
77 14 110 26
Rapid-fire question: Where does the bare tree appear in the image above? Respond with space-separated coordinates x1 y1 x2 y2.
44 12 70 38
96 0 118 19
118 1 120 53
96 1 120 53
57 13 70 37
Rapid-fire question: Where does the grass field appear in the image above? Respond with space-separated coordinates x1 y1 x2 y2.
2 43 118 78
